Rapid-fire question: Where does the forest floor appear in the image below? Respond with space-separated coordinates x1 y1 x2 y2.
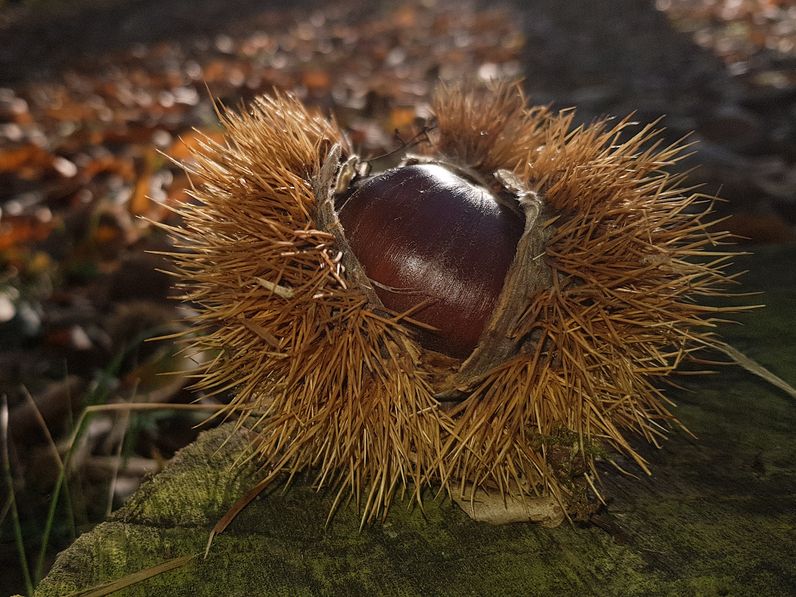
0 0 794 594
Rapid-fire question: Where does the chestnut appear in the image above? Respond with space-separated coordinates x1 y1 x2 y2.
336 163 524 358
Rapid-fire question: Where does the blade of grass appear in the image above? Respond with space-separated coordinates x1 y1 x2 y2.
34 402 223 584
62 361 80 541
21 386 77 541
716 341 796 399
66 553 197 597
1 492 12 527
205 472 274 558
104 384 136 519
2 395 34 596
21 387 63 466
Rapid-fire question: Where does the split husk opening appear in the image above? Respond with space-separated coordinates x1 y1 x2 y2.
316 143 556 401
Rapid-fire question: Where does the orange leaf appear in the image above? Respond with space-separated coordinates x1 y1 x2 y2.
0 216 53 251
389 107 417 131
0 144 52 173
302 69 331 93
130 149 157 216
83 155 135 181
94 223 122 245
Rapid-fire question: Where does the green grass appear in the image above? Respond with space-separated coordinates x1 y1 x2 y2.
2 396 35 596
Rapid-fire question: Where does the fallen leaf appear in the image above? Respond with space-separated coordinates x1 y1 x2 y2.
130 149 157 216
0 215 53 251
0 144 52 173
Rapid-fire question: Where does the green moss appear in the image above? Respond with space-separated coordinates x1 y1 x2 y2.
36 246 796 596
37 413 793 596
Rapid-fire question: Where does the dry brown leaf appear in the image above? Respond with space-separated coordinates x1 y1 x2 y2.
0 215 54 251
452 487 566 527
0 144 52 173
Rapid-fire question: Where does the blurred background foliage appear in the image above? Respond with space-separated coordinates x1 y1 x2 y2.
0 0 794 594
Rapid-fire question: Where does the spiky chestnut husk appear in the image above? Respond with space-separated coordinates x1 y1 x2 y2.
166 83 737 524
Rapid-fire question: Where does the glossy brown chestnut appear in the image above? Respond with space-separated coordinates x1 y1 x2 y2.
337 163 524 358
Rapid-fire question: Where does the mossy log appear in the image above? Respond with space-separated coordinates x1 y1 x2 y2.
36 247 796 596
